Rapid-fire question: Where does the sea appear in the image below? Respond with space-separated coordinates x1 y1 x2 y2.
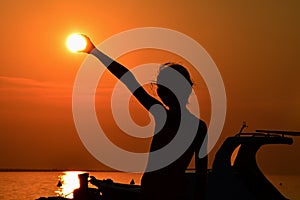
0 171 299 200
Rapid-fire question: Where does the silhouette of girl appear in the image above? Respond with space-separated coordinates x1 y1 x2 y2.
82 35 207 200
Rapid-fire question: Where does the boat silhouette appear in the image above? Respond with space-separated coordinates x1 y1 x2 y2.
37 127 299 200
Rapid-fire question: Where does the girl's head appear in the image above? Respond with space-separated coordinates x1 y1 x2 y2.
156 63 193 109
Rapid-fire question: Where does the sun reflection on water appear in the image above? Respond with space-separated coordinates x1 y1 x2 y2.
55 171 86 198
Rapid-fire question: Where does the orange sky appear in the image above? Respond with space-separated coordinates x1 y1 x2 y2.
0 0 299 174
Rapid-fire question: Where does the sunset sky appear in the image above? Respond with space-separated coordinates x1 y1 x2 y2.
0 0 299 174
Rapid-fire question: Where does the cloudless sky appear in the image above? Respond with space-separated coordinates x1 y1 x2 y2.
0 0 299 174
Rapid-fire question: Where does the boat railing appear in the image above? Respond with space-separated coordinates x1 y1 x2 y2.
236 130 300 138
256 129 300 137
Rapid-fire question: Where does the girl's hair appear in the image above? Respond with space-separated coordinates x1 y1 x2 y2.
158 62 193 86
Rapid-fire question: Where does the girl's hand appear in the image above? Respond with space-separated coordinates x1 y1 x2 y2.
80 34 96 53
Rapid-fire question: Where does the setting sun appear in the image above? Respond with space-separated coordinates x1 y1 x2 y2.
66 33 87 52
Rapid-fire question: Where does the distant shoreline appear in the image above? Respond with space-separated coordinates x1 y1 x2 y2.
0 169 117 172
0 168 197 172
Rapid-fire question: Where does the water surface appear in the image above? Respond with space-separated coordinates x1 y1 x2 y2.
0 171 298 200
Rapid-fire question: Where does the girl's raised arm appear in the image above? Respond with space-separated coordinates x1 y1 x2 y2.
82 35 160 111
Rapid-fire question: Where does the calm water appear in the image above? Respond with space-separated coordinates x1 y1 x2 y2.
0 171 142 200
0 171 299 200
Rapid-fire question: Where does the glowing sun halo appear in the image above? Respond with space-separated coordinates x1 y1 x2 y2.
66 33 87 52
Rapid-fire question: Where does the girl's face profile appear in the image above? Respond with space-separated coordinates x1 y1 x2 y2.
156 65 193 108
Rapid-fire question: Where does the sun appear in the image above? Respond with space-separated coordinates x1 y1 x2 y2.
66 33 87 52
